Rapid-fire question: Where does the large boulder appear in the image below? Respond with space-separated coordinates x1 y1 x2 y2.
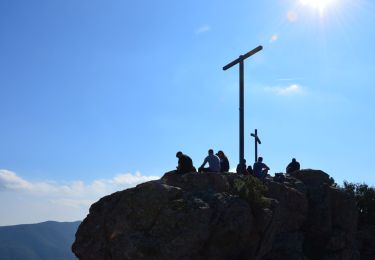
72 169 358 260
72 172 277 259
290 170 358 259
262 179 308 259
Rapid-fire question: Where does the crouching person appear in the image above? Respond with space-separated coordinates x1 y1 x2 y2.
176 151 196 174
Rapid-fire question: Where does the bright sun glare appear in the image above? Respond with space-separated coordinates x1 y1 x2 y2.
300 0 336 14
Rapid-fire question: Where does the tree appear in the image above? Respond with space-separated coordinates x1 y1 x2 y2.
343 181 375 226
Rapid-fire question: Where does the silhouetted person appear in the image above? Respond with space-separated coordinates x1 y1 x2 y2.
253 157 270 179
176 151 195 174
199 149 221 173
236 159 249 175
216 150 230 172
247 165 253 175
286 158 300 173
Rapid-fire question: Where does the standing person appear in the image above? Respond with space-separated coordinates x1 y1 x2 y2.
176 151 195 174
253 157 270 179
198 149 221 173
216 150 230 172
286 158 300 173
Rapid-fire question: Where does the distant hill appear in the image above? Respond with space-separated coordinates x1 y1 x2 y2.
0 220 81 260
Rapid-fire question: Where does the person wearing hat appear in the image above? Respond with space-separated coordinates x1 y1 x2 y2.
176 151 195 174
216 150 230 172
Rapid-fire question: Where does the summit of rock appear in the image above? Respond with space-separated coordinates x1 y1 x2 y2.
72 169 359 259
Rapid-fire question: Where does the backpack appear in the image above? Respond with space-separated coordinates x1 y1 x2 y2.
273 173 285 183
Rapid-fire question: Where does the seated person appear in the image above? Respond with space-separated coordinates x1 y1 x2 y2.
247 165 253 175
198 149 221 173
216 150 230 172
236 159 249 175
286 158 300 173
176 151 195 174
253 157 270 179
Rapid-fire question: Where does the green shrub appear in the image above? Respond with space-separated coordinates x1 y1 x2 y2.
233 175 269 209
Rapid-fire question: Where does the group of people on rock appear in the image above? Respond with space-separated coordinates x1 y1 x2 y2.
198 149 230 173
175 150 300 177
236 157 270 179
176 149 229 174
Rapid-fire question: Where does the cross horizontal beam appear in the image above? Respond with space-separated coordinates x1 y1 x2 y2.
251 133 261 144
223 45 263 71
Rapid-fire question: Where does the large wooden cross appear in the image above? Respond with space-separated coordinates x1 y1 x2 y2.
250 129 261 163
223 45 263 173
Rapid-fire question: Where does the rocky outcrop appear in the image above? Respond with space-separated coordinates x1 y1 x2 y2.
263 170 358 259
72 170 359 259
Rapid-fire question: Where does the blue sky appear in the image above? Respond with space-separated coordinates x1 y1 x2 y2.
1 0 375 225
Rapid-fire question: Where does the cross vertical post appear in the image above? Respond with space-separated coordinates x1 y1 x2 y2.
254 129 258 162
239 59 244 168
223 45 263 173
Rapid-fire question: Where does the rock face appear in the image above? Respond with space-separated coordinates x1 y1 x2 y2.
72 170 359 259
